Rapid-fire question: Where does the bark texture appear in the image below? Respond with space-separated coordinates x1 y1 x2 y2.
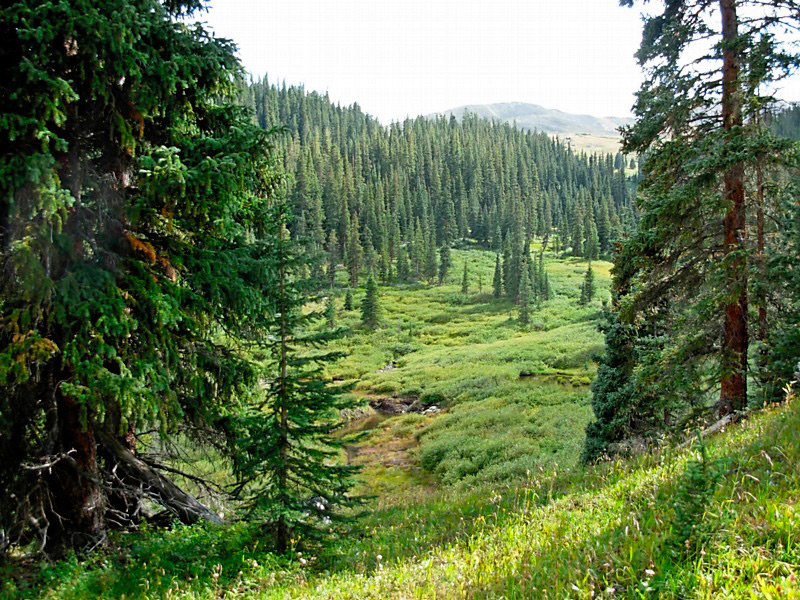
719 0 748 417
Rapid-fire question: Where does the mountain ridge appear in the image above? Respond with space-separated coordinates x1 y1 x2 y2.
429 101 634 140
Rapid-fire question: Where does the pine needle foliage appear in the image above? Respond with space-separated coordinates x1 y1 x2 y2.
228 207 360 554
0 0 285 554
492 255 503 299
343 289 354 312
579 262 596 306
361 275 381 330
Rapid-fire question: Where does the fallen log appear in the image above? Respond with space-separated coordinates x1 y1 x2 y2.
677 414 734 450
96 430 223 526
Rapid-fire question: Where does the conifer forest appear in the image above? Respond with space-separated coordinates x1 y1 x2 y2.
2 1 800 598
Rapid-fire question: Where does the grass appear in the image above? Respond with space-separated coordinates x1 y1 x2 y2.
7 396 799 598
326 247 610 485
14 249 799 598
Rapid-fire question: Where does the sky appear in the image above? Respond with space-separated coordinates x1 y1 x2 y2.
200 0 800 125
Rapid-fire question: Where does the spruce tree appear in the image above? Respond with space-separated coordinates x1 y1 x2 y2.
396 246 410 283
579 262 595 306
493 255 503 299
461 260 469 294
537 253 549 301
424 231 438 283
345 213 363 287
361 275 381 330
344 288 354 311
619 0 800 417
0 0 285 553
326 230 338 286
232 215 360 553
518 259 531 325
325 295 336 329
438 245 451 285
502 238 513 297
584 217 600 262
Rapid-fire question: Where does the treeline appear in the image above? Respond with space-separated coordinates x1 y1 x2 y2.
242 80 636 296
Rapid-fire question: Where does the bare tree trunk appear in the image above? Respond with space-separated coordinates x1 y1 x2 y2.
96 430 223 526
46 395 106 554
719 0 748 417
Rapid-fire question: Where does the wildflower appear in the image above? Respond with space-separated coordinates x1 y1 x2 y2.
645 569 655 577
606 587 616 595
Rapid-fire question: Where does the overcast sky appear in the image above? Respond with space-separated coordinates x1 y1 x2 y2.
200 0 799 124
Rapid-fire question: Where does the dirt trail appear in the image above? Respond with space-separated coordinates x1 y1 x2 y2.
339 398 440 471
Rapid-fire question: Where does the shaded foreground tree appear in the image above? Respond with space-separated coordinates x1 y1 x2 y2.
585 0 800 460
0 0 283 555
617 0 799 414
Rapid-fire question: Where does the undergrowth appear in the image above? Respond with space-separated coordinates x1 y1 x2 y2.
4 398 798 599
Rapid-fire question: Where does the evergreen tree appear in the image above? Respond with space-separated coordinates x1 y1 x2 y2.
764 185 800 398
571 207 585 257
493 254 503 299
579 262 595 305
326 230 338 286
618 0 800 417
584 216 600 261
396 246 410 283
361 275 381 330
438 245 451 285
583 308 641 462
0 0 285 553
461 260 469 294
424 230 438 283
502 237 513 297
325 295 336 329
518 259 531 325
233 216 360 553
537 253 549 301
345 212 363 287
343 288 354 311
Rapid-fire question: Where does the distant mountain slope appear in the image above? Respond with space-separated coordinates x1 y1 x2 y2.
430 102 634 138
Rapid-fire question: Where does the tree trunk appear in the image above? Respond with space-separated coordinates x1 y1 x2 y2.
46 395 106 554
95 430 223 526
719 0 748 417
276 225 290 555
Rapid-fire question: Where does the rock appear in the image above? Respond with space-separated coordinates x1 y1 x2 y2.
423 405 440 415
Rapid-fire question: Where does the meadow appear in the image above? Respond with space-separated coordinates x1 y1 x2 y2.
8 385 798 598
327 247 610 490
17 249 798 599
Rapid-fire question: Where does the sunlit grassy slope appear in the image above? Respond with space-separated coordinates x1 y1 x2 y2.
10 397 799 599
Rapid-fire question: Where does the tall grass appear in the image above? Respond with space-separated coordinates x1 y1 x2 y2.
9 399 798 599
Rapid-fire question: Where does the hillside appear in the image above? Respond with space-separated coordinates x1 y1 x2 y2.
10 372 798 598
429 102 634 154
245 79 636 273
